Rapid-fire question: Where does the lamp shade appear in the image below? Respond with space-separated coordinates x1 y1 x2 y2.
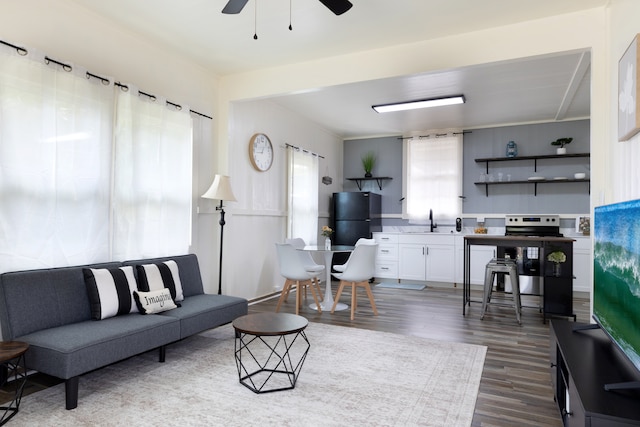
201 174 237 201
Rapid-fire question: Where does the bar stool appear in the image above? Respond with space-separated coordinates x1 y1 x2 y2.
481 258 521 324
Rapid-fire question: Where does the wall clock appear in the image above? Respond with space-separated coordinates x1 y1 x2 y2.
249 133 273 171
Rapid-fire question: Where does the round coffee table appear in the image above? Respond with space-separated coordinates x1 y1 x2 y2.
0 341 29 425
232 313 310 393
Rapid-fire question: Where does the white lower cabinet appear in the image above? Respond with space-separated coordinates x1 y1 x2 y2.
373 233 399 279
398 234 456 282
454 236 496 285
376 232 589 289
468 246 496 284
426 244 456 282
572 236 591 293
398 244 426 281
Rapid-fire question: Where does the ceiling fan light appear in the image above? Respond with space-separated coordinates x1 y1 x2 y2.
372 95 465 113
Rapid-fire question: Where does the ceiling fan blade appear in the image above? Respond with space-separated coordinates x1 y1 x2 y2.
222 0 249 14
318 0 353 15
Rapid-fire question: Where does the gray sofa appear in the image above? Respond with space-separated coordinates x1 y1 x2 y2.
0 254 247 410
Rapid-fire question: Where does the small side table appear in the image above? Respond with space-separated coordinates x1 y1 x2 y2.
0 341 29 425
232 313 310 393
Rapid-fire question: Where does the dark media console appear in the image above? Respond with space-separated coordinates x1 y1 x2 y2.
550 320 640 426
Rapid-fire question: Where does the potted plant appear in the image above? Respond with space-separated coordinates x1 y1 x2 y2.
551 137 573 155
547 250 566 277
362 151 376 177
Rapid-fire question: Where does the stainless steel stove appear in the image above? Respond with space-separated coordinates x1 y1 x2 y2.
505 214 562 237
500 215 562 295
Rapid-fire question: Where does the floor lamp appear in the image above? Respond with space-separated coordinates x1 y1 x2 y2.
201 175 237 295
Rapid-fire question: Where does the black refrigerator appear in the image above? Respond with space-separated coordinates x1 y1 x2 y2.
331 192 381 266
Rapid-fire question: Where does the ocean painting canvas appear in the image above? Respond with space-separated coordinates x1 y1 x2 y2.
594 199 640 371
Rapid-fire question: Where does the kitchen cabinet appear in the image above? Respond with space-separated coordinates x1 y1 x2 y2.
377 232 491 284
398 244 427 281
455 236 495 285
372 233 398 279
426 244 456 282
572 237 591 293
398 234 455 282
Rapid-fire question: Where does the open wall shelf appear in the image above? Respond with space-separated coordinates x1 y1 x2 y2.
474 178 590 196
346 176 392 191
474 152 590 196
475 153 590 173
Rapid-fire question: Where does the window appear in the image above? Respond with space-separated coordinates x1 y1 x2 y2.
404 133 463 221
287 147 319 244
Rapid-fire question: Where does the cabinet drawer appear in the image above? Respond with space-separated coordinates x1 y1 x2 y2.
377 244 398 260
374 233 398 244
375 261 398 278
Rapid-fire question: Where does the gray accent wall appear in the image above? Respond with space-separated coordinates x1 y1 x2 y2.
463 120 590 214
343 136 403 215
343 119 590 221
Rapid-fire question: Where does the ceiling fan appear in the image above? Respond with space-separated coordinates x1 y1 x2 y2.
222 0 353 16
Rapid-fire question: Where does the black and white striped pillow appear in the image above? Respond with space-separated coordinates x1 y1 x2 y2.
136 260 184 302
84 266 139 320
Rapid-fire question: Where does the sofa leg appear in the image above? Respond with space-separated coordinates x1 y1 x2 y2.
159 345 166 363
65 376 79 410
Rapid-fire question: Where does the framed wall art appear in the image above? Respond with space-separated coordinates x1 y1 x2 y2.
618 33 640 141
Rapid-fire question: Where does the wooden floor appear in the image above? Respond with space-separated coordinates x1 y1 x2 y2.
250 281 590 427
1 281 589 426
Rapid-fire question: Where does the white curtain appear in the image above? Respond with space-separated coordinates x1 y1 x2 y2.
112 86 193 260
287 147 319 245
405 133 463 221
0 48 114 272
0 43 195 273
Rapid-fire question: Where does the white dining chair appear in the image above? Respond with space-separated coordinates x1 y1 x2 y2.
332 237 376 273
275 243 323 315
285 238 325 301
331 244 378 320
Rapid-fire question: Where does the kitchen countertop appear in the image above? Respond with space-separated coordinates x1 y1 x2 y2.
464 234 576 244
376 228 590 238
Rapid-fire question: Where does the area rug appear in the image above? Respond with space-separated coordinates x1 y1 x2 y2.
376 282 426 291
13 323 486 426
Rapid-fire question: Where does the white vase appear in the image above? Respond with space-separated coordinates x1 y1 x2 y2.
556 147 566 155
324 237 331 250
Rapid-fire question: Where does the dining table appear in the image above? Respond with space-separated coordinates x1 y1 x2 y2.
300 245 354 311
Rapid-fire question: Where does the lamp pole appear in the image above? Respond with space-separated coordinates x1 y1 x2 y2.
201 174 236 296
216 201 226 295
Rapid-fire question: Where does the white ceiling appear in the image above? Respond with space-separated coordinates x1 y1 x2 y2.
69 0 605 138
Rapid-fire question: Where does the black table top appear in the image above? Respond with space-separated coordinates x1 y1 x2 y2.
232 312 308 336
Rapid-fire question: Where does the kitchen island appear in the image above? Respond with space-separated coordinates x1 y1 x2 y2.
463 234 576 322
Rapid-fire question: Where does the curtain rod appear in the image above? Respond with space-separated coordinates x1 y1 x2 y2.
285 143 325 159
397 131 471 140
0 38 212 120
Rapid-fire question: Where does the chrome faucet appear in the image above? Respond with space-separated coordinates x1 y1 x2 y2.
429 209 437 232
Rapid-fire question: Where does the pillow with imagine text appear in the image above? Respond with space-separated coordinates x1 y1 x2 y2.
133 288 178 314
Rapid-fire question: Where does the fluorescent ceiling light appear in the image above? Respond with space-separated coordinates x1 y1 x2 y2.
372 95 465 113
